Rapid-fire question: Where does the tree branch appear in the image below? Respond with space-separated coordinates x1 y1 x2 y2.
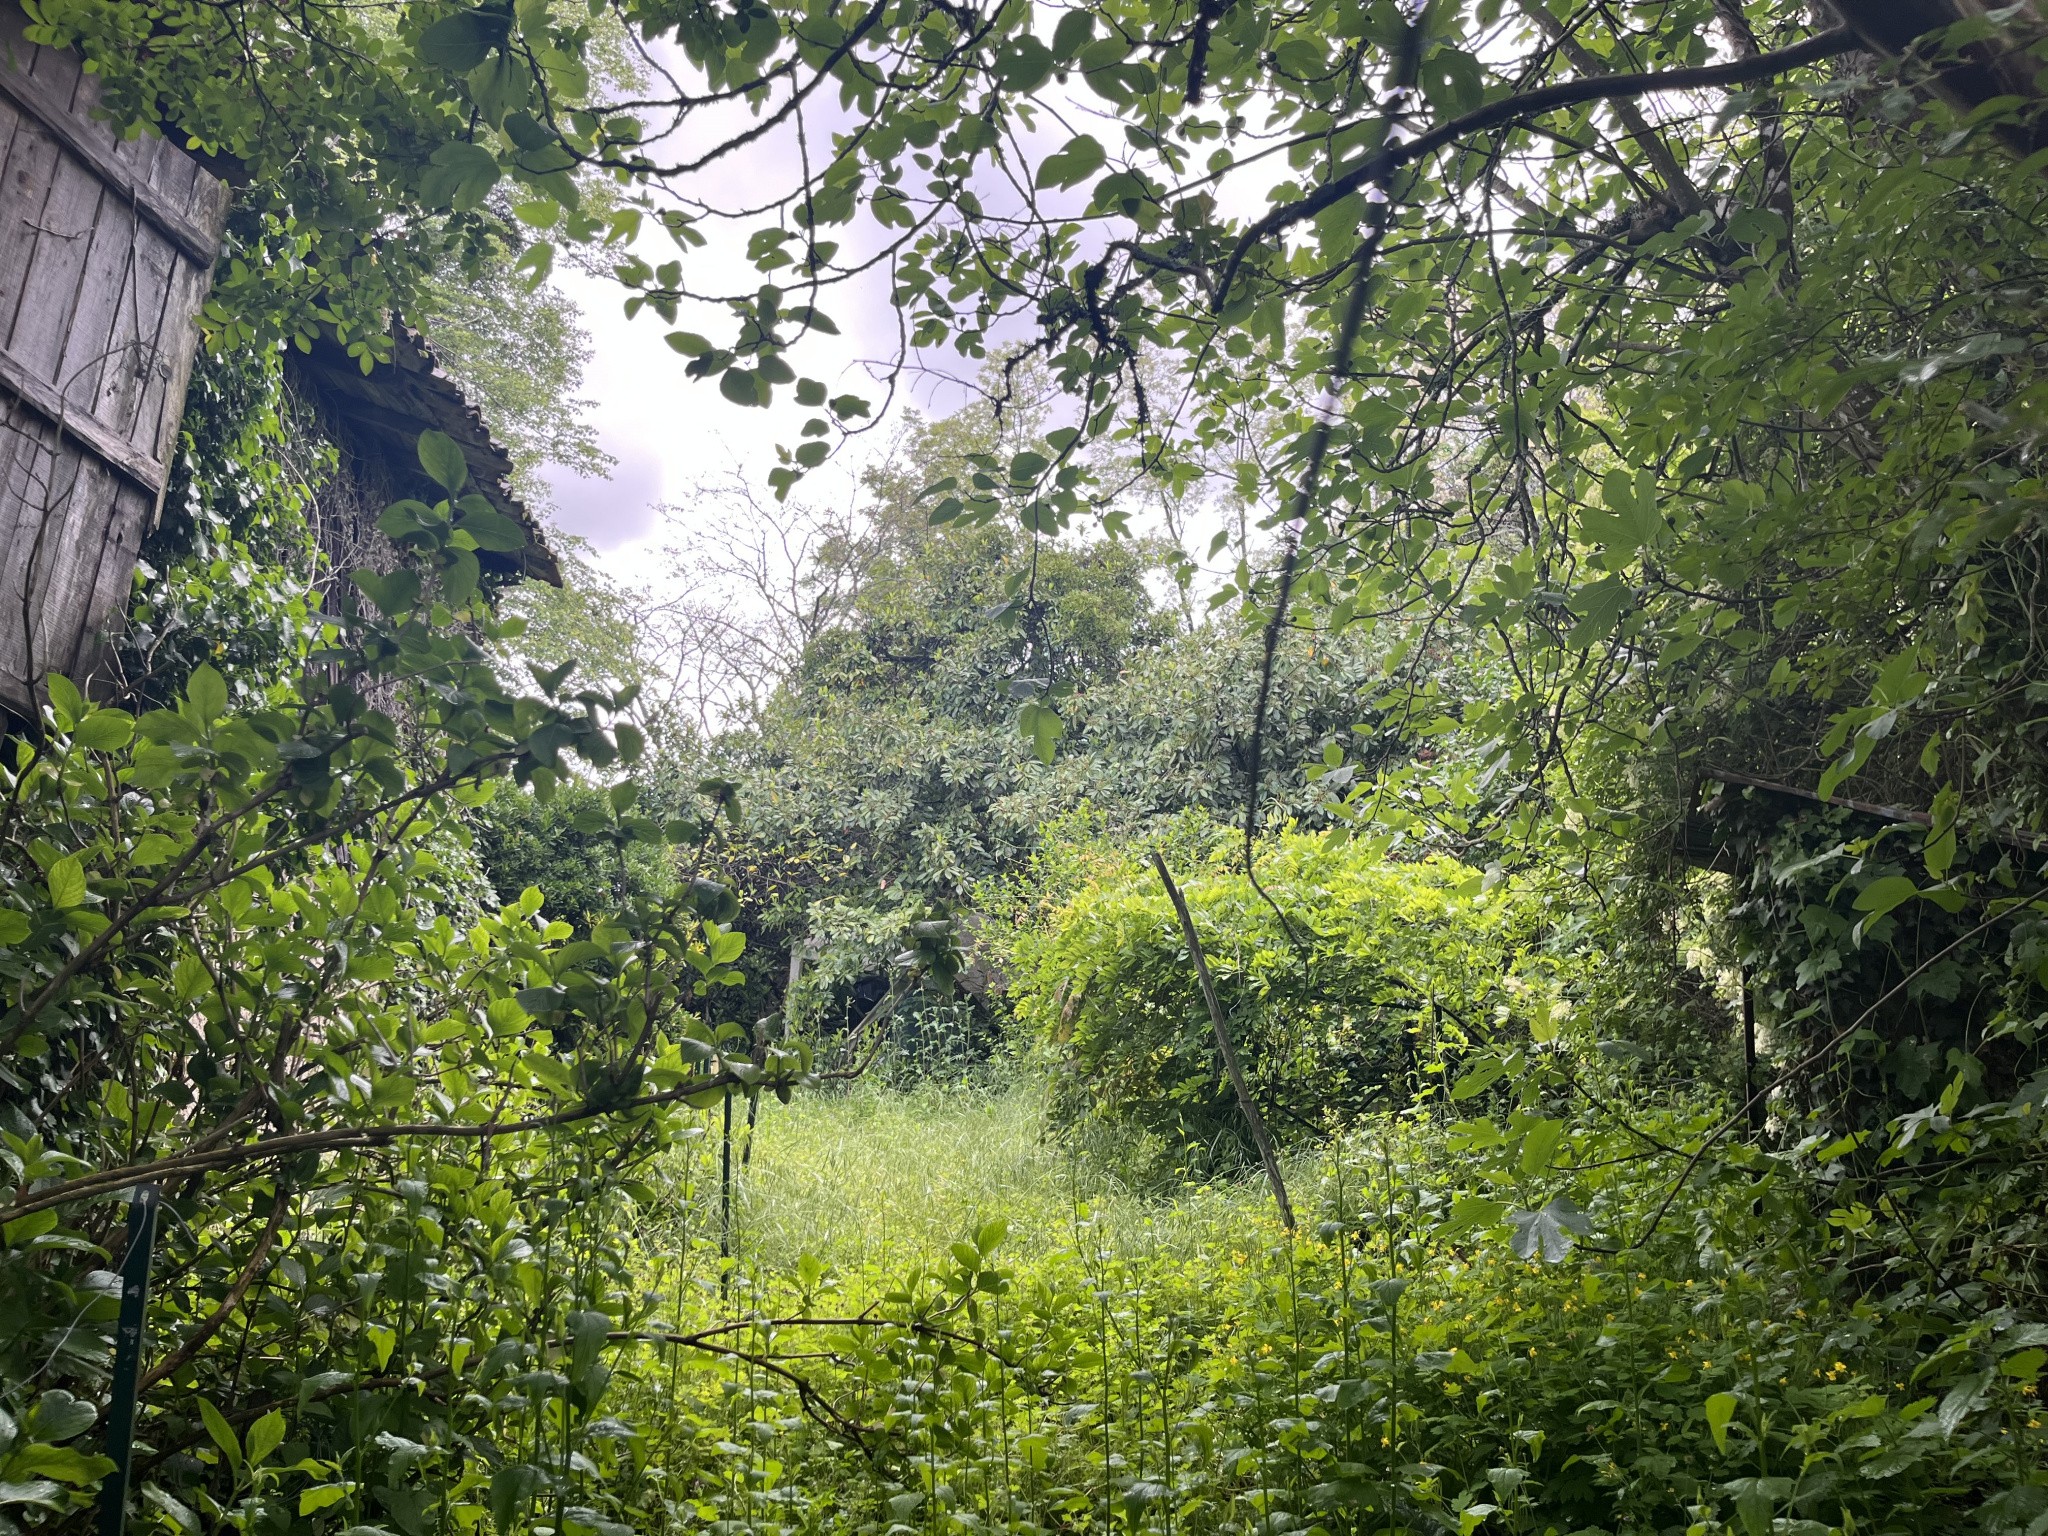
1214 26 1861 307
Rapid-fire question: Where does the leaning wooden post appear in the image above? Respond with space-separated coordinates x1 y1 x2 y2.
1151 852 1295 1230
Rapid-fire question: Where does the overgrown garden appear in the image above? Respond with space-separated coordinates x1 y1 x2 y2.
3 0 2048 1532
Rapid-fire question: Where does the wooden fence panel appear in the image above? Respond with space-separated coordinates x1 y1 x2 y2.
0 1 229 716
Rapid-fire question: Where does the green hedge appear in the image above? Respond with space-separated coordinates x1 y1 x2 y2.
1005 829 1545 1166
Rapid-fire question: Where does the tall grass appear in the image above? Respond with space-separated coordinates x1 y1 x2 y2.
730 1074 1288 1285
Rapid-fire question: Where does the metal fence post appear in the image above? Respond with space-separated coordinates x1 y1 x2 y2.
97 1184 160 1536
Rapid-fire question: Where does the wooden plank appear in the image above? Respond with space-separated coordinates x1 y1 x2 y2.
0 377 36 574
91 212 176 446
4 145 101 378
54 184 137 424
0 108 62 338
33 447 124 679
0 80 23 179
0 61 218 266
0 332 165 494
0 407 64 690
67 468 149 687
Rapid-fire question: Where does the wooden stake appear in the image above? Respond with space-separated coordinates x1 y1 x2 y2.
1151 852 1295 1230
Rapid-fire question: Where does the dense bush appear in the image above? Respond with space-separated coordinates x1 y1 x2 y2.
1002 820 1557 1166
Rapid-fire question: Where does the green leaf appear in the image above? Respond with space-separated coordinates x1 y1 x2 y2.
441 548 481 609
246 1409 286 1467
418 430 470 494
1506 1196 1587 1262
197 1398 240 1470
1567 577 1630 650
1722 1476 1790 1536
45 856 85 911
1036 133 1106 190
44 672 84 730
720 368 765 407
419 10 502 71
1050 8 1092 59
421 140 500 211
993 34 1054 91
352 569 423 618
0 1481 65 1509
1924 785 1959 879
1705 1390 1738 1452
1725 206 1787 244
26 1391 94 1443
187 663 228 723
1853 875 1918 920
1450 1054 1507 1100
1444 1195 1506 1232
4 1443 112 1486
491 1464 543 1533
1018 699 1063 764
1517 1116 1564 1175
301 1485 352 1516
0 910 28 945
72 709 134 751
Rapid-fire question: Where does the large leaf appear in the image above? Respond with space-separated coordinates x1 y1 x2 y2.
418 10 506 72
24 1392 93 1443
417 429 471 494
1036 134 1106 190
1507 1196 1589 1262
421 141 500 211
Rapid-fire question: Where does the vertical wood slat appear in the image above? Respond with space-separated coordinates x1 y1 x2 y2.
0 0 228 716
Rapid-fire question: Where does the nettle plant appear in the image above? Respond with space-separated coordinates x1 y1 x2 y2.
0 435 815 1535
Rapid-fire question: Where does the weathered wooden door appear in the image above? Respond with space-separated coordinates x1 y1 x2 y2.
0 2 230 716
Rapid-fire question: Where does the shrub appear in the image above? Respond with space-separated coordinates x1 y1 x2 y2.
1003 824 1546 1166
